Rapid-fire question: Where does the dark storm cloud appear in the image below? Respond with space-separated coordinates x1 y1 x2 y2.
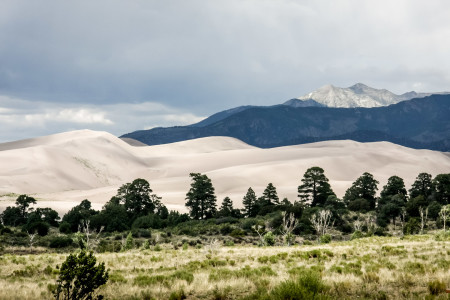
0 0 450 141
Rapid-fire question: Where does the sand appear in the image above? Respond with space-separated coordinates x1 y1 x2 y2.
1 129 450 215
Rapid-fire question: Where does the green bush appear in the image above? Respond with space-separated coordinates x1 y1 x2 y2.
263 231 275 246
319 234 331 244
244 270 330 300
168 289 187 300
428 280 446 295
229 228 245 238
0 227 13 235
49 236 73 248
220 224 233 235
224 240 235 247
121 232 133 251
53 250 109 300
350 230 363 240
25 222 50 236
59 222 72 234
403 217 420 235
434 230 450 241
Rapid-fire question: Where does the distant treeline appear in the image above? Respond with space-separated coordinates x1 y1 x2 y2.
1 167 449 238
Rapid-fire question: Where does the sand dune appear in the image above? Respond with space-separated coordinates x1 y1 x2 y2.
1 129 450 215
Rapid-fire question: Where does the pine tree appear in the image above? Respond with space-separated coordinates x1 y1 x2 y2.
298 167 335 207
116 178 162 217
242 187 257 217
185 173 217 219
263 183 279 205
53 250 108 300
432 173 450 205
219 197 234 217
15 194 37 219
379 175 407 207
343 172 379 210
409 173 433 200
377 175 407 226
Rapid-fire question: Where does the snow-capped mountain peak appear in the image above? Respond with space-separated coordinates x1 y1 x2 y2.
284 83 443 108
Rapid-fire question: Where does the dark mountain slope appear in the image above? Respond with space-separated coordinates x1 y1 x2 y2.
121 95 450 151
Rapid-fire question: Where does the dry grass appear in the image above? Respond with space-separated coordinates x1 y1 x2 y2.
0 234 449 299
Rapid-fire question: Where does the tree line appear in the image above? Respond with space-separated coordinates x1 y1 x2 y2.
1 168 450 238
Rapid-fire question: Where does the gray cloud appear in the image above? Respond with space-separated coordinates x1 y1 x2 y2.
0 95 204 142
0 0 450 141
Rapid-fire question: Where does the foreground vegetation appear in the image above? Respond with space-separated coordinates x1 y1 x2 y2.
0 234 449 299
1 168 450 298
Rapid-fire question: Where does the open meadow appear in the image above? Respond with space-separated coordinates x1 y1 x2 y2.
0 234 449 300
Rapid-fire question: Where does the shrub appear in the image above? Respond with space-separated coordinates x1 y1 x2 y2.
59 222 72 234
428 280 446 295
230 228 246 238
0 227 12 235
434 230 450 241
132 214 162 229
25 222 50 236
139 229 152 238
256 270 330 300
224 240 235 247
302 240 313 245
53 250 108 300
43 265 54 276
142 240 150 250
169 290 187 300
49 236 73 248
350 230 363 240
220 224 233 235
319 234 331 244
263 231 275 246
403 217 420 235
121 232 133 251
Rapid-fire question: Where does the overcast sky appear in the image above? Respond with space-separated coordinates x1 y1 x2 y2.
1 0 449 142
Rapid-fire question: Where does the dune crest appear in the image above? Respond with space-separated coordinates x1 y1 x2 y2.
1 130 450 214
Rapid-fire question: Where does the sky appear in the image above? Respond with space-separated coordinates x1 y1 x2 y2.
1 0 450 142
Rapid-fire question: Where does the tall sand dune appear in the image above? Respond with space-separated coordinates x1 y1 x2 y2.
1 130 449 214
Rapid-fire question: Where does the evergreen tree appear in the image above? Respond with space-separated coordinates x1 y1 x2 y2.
377 176 407 227
15 194 37 220
116 178 162 217
92 198 129 232
378 194 406 226
62 199 98 232
298 167 335 207
185 173 217 219
405 195 429 217
432 173 450 205
242 187 257 217
0 206 22 226
379 175 407 207
219 197 234 217
53 250 108 300
409 172 433 200
263 183 280 205
343 172 379 210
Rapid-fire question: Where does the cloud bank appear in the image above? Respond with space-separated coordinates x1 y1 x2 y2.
0 0 449 141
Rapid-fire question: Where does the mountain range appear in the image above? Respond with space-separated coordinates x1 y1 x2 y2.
121 84 450 152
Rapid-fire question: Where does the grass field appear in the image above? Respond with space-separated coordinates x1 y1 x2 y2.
0 234 449 299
